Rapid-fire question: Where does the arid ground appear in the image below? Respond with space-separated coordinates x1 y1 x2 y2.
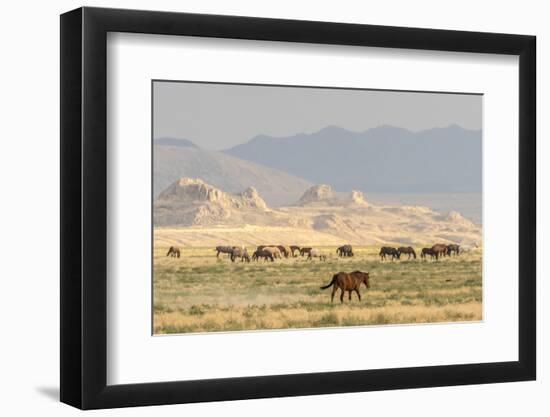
153 244 482 334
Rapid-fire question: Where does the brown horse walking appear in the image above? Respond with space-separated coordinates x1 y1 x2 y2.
320 271 371 303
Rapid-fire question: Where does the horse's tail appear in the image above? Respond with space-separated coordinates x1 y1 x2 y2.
320 275 337 290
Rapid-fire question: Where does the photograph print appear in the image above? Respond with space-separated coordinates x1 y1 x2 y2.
152 81 482 335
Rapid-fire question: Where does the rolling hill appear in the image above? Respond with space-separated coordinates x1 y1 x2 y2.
153 138 313 206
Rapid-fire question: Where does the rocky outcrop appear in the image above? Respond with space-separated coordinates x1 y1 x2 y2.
158 178 228 204
297 184 334 205
154 178 268 226
153 178 481 246
237 187 267 210
347 190 369 206
440 210 477 229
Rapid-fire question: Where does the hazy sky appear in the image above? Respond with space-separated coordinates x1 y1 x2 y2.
153 81 482 151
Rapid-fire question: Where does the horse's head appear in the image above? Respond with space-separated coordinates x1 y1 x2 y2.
364 273 371 288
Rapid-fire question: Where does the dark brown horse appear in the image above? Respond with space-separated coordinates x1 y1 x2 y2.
166 246 181 258
289 245 301 257
252 249 274 262
300 247 313 257
320 271 371 303
379 246 400 261
398 246 416 259
421 247 438 260
336 244 354 257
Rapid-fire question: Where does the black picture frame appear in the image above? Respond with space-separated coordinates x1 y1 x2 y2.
60 6 536 410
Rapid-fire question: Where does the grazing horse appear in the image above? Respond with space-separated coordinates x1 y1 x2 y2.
252 249 274 262
336 244 354 257
230 247 250 262
277 245 291 258
289 245 301 257
379 246 400 261
447 244 460 256
166 246 181 258
264 246 282 259
421 247 438 260
307 248 326 261
300 247 313 257
398 246 416 259
320 271 371 303
432 243 448 258
215 246 234 258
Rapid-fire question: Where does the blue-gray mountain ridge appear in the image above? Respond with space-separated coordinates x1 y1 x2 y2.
224 125 481 193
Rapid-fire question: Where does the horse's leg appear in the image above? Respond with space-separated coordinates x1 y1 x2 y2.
331 287 336 303
340 288 345 303
348 291 352 301
355 289 361 301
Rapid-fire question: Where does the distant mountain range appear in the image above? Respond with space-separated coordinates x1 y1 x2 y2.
153 138 312 206
224 125 482 193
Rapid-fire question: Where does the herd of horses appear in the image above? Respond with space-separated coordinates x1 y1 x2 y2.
165 243 461 304
167 243 460 262
379 243 461 261
213 245 337 262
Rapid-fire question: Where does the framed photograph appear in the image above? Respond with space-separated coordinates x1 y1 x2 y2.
60 7 536 410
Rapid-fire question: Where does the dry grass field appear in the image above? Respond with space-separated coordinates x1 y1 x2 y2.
153 245 482 334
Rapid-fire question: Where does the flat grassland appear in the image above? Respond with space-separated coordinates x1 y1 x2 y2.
153 246 482 334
